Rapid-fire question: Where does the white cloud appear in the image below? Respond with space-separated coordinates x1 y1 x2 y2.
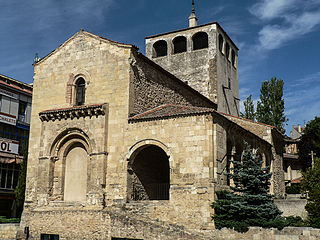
258 10 320 50
284 71 320 130
250 0 297 20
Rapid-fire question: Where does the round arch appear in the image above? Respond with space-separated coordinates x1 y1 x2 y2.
127 140 170 201
49 128 92 158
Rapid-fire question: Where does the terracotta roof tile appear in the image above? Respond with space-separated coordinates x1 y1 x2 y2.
129 104 215 121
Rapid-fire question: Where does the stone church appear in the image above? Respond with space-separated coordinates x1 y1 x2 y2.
21 4 285 240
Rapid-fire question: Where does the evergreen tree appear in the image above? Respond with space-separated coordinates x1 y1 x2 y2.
240 94 255 120
256 77 288 133
212 143 285 232
14 147 28 217
301 157 320 228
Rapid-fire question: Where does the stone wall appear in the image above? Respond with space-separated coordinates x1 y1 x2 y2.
0 223 20 240
209 227 320 240
275 198 308 219
221 114 286 197
130 52 215 116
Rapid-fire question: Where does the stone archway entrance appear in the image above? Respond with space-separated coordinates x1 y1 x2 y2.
128 145 170 201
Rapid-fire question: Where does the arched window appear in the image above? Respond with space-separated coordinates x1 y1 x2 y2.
153 40 168 57
192 32 209 50
75 78 85 106
225 42 230 60
218 34 224 53
231 49 236 66
173 36 187 54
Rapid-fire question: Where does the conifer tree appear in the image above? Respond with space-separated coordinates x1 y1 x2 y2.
212 144 284 232
256 77 288 133
301 158 320 228
240 94 255 120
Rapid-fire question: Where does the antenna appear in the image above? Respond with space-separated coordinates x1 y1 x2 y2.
189 0 198 27
192 0 195 14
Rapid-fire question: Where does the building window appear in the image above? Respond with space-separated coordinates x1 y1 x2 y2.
218 34 224 53
40 234 59 240
18 101 27 122
153 40 168 57
75 78 85 106
231 50 236 66
228 78 231 89
192 32 208 50
0 163 20 190
225 42 230 60
173 36 187 54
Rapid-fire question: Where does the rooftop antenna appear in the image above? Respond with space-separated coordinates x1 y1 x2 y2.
189 0 198 27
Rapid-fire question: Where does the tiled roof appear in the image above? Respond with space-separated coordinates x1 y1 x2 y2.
129 104 215 121
0 74 32 95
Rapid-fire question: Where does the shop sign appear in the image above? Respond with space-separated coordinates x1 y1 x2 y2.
0 112 16 126
0 138 19 154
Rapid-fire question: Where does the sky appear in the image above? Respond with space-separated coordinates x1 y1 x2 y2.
0 0 319 135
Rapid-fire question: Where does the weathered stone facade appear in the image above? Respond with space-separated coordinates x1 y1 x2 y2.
145 22 239 116
20 22 286 239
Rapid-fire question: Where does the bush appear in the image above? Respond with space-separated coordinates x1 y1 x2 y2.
285 184 301 194
284 216 305 227
0 216 20 223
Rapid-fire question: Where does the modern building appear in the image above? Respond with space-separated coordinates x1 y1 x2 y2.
0 74 32 218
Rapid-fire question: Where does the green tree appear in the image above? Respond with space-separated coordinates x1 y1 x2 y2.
298 116 320 170
212 144 284 232
301 157 320 228
240 94 255 120
14 147 28 217
256 77 288 133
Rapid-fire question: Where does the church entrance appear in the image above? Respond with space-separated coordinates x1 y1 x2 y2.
128 145 170 201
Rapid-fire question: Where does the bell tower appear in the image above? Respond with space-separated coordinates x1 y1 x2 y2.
145 1 240 116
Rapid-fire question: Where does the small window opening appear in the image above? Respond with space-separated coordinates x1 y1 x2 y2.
231 50 236 66
192 32 209 50
153 40 168 57
228 78 231 89
75 78 85 106
225 43 230 60
40 234 59 240
173 36 187 54
218 34 224 53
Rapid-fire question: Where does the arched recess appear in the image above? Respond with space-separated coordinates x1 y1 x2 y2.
127 141 170 201
218 34 224 53
173 36 187 54
231 49 236 66
225 42 230 60
49 129 92 202
153 40 168 57
192 32 209 50
74 77 86 106
66 72 90 105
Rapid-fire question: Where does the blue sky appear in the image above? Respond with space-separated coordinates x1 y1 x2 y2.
0 0 319 134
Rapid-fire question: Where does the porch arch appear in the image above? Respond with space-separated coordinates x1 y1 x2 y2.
127 140 170 201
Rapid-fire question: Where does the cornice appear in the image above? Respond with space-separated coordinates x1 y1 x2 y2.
39 103 107 122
